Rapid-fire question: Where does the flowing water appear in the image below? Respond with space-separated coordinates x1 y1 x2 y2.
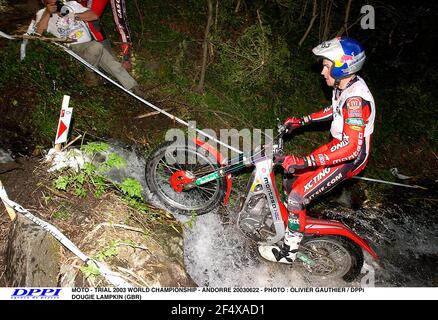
23 142 438 288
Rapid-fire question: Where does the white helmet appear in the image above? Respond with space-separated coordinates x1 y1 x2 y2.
312 37 366 80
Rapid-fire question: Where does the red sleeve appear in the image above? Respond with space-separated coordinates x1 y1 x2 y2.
84 0 109 17
310 97 367 166
304 106 333 124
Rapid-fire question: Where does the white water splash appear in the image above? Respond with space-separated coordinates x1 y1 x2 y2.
181 212 310 287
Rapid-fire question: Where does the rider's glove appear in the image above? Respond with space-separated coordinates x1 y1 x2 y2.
284 117 304 133
282 155 310 174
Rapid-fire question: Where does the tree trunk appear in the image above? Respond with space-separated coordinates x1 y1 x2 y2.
343 0 353 36
195 0 213 94
299 0 318 47
322 0 333 40
235 0 242 13
299 0 309 22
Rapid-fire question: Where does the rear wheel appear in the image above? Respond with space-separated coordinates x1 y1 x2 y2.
145 141 227 215
297 235 364 282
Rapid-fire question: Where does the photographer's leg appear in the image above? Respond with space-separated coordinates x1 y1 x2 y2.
71 42 103 86
97 43 138 90
71 42 103 66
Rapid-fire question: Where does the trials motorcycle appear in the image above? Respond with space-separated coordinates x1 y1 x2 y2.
145 124 377 282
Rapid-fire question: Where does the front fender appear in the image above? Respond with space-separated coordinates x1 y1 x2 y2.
304 217 378 259
192 138 232 205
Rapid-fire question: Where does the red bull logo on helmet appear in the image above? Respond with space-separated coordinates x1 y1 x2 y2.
341 54 354 63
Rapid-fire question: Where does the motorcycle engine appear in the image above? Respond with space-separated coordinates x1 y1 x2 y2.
237 194 273 242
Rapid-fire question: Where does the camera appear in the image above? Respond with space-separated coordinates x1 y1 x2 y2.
55 0 73 17
55 0 64 13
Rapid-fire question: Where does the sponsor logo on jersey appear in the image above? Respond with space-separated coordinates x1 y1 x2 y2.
347 97 362 109
330 134 350 152
346 97 362 117
346 118 365 126
318 154 327 165
332 133 364 164
304 167 331 192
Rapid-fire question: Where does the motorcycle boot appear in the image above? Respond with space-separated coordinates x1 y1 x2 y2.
258 228 303 264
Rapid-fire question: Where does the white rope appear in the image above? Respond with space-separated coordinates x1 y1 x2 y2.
0 30 15 40
0 184 133 287
353 176 428 190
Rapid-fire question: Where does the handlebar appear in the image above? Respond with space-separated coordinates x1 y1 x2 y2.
272 122 287 157
273 122 296 174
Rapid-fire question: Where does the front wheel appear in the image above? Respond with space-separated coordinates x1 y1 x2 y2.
297 235 364 282
145 141 227 215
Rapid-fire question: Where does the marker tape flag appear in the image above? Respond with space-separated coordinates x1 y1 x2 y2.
55 95 73 145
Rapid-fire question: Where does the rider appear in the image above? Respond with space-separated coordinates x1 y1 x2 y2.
258 37 375 264
79 0 133 71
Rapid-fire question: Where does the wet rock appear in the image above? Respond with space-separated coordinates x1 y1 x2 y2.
59 223 196 287
6 214 61 286
0 148 14 163
333 183 366 209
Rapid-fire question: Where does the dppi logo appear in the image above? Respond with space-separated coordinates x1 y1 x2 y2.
11 288 61 299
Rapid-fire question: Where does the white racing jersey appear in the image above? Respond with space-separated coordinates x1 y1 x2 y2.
330 75 375 141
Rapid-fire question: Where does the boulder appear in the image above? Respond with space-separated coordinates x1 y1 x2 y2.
6 214 61 286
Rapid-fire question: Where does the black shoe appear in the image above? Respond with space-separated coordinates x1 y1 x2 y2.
131 85 145 97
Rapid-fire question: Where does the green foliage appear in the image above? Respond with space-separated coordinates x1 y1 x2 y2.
53 142 124 198
52 142 149 210
52 209 70 220
94 240 120 261
54 176 69 191
80 263 101 280
92 175 107 198
81 142 110 156
101 153 127 171
184 211 197 230
82 162 96 176
119 178 143 200
53 170 91 198
214 23 273 92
